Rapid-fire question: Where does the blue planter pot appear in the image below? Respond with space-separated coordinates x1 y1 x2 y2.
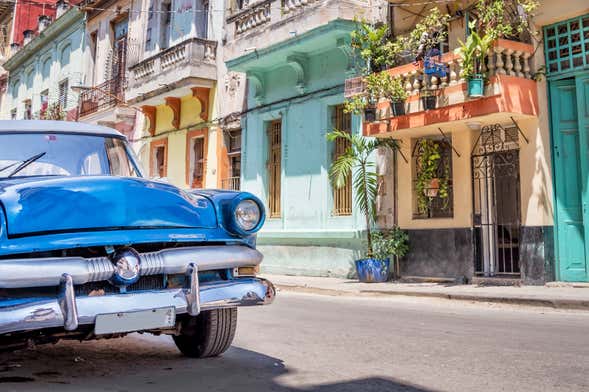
355 258 390 283
467 77 484 97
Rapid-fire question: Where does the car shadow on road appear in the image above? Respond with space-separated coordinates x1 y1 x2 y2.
0 336 437 392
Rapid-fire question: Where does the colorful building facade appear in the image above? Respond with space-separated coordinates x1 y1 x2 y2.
4 4 85 121
362 1 589 284
125 0 223 190
535 3 589 282
76 0 137 139
225 1 387 277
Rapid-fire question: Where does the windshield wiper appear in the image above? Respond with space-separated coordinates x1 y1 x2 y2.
5 152 47 178
0 161 20 174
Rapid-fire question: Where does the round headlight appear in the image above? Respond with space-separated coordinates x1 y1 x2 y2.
234 199 261 232
110 247 141 286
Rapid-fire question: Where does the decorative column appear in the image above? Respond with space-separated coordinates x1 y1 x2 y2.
513 50 523 77
448 60 457 85
522 52 531 79
486 49 496 77
494 47 505 75
504 48 514 76
411 70 421 94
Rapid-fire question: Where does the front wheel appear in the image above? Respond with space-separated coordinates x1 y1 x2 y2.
173 308 237 358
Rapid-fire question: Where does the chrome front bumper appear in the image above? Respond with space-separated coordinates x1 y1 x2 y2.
0 272 275 335
0 245 264 288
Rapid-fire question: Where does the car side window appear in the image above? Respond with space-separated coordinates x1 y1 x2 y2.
81 152 104 175
105 138 137 177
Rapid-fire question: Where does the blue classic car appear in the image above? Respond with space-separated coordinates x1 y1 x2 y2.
0 121 274 357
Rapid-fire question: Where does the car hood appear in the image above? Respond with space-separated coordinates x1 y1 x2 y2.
0 176 217 238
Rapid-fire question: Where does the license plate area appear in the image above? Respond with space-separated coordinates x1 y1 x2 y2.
94 307 176 335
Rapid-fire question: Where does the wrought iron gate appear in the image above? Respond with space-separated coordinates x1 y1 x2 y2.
472 124 521 277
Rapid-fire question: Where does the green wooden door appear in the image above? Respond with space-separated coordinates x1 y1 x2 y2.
551 77 589 282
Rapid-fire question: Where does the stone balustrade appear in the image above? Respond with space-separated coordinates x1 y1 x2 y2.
389 39 535 100
281 0 320 14
229 0 330 36
126 37 218 104
131 38 217 83
233 0 272 35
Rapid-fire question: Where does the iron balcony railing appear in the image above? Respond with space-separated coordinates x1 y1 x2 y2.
221 177 241 191
79 76 125 117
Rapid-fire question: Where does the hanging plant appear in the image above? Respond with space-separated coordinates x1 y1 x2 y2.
415 139 450 214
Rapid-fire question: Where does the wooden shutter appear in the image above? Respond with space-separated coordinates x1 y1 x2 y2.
267 120 282 218
192 137 205 188
332 105 352 216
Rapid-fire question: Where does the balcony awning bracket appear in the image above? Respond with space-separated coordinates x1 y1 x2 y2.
438 128 461 158
510 117 530 145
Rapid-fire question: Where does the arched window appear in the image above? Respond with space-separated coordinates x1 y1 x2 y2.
25 69 34 90
11 79 20 99
60 44 71 68
42 57 52 79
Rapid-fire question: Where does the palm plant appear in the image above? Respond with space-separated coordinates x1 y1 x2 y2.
327 130 399 256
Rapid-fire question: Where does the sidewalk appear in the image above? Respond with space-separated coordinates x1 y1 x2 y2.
263 274 589 310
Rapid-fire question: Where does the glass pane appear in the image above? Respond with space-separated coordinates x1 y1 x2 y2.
547 39 556 49
559 47 569 58
583 16 589 28
550 63 558 72
571 21 580 31
561 59 570 70
573 56 583 67
558 24 568 35
559 36 569 46
572 32 581 43
548 50 557 60
546 27 555 37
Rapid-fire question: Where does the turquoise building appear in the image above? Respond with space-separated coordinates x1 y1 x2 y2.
227 20 365 277
4 7 85 121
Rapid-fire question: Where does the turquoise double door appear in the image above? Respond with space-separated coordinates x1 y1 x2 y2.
550 75 589 282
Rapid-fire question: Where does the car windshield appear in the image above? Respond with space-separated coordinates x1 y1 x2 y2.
0 133 142 179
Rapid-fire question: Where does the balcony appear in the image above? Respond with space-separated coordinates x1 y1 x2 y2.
221 177 241 191
360 39 539 137
79 77 125 117
224 0 367 62
127 38 217 105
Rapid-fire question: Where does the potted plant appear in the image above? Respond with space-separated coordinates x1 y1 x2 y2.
455 0 539 97
371 228 409 281
327 130 399 283
420 89 437 110
415 139 450 215
381 73 408 117
455 26 493 98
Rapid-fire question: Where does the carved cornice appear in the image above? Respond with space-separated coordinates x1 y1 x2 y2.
336 36 355 77
286 53 309 94
164 97 181 129
191 87 210 121
141 105 156 136
246 70 265 105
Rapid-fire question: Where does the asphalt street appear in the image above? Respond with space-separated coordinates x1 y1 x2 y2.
1 292 588 392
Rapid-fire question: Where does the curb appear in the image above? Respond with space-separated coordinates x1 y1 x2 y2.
275 284 589 311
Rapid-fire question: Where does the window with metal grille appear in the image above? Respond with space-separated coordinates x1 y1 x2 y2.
222 129 241 191
331 105 352 216
58 79 69 110
191 137 205 188
544 14 589 74
267 120 282 218
412 137 454 219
